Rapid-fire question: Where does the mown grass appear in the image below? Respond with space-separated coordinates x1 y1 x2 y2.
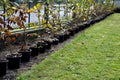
17 13 120 80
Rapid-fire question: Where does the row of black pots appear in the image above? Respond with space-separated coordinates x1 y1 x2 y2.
5 42 50 70
6 49 32 71
0 44 42 77
53 13 113 43
0 54 22 77
0 25 88 77
0 13 113 77
54 12 114 42
0 35 69 76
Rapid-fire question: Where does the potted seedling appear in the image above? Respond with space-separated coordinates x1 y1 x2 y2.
53 25 65 43
21 3 43 57
27 33 39 57
15 4 33 62
48 3 66 42
0 17 8 76
45 3 61 44
0 1 23 70
36 1 55 51
87 0 98 24
0 0 10 76
5 31 22 70
64 0 77 35
37 40 48 53
2 2 31 63
29 43 38 57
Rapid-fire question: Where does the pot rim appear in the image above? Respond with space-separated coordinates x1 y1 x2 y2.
18 49 32 53
0 59 8 63
6 53 22 58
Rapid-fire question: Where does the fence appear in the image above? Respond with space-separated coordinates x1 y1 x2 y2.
0 0 72 28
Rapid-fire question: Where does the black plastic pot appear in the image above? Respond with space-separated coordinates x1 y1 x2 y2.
64 32 70 40
56 34 64 43
30 47 38 57
78 24 86 31
68 29 75 36
85 21 91 27
0 60 8 77
6 54 21 70
44 40 51 49
18 49 31 62
95 18 101 23
37 41 47 53
52 38 59 45
38 46 46 53
90 20 96 25
75 27 79 33
100 16 105 21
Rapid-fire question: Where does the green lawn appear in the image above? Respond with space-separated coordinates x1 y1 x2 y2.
17 13 120 80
